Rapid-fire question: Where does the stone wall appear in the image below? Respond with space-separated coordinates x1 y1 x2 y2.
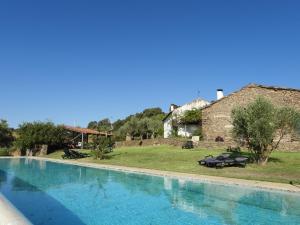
116 138 188 148
116 138 299 152
116 138 237 150
201 84 300 151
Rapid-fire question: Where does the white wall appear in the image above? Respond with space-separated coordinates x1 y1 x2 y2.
178 124 199 138
164 116 173 138
163 98 210 138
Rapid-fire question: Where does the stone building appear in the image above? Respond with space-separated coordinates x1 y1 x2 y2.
201 84 300 150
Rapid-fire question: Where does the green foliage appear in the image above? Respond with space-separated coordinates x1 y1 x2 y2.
140 108 164 118
87 121 98 129
91 136 114 160
232 97 300 165
0 120 14 147
170 129 179 138
97 107 166 141
97 119 112 131
87 119 112 131
297 119 300 137
275 107 300 143
179 109 202 124
0 147 10 156
192 128 203 140
16 122 68 151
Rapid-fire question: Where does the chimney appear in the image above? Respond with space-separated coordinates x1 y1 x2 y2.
217 89 224 100
169 104 178 112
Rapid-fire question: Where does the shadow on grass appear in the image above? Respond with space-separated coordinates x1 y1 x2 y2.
267 157 283 163
105 152 124 159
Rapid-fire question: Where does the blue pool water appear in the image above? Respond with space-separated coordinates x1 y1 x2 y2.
0 159 299 225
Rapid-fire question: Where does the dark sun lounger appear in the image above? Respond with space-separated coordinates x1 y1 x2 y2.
198 153 248 168
62 149 89 159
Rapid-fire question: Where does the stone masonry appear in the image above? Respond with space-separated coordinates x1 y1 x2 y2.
201 84 300 151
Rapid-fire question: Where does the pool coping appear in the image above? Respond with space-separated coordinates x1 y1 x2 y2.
31 157 300 193
1 156 300 194
0 193 32 225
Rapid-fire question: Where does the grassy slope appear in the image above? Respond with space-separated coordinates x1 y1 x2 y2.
46 146 300 184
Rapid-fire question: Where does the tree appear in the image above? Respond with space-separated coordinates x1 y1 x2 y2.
232 97 300 165
88 107 166 141
97 118 112 131
137 118 151 139
0 120 14 147
87 121 98 129
118 117 139 139
91 136 113 160
112 119 126 132
179 109 202 124
148 118 163 138
142 108 164 118
16 122 68 153
274 107 300 147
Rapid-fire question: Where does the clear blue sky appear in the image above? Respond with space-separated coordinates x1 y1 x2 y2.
1 0 300 128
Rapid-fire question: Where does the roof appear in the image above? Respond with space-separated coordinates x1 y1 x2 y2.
162 111 173 122
63 125 113 136
202 83 300 111
247 83 300 92
162 98 210 121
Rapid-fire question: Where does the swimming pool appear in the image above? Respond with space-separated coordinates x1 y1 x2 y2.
0 158 299 225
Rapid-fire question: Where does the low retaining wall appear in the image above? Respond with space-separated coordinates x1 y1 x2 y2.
116 138 235 150
116 138 300 151
0 193 32 225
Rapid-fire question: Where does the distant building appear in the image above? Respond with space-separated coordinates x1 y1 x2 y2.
163 98 210 138
202 84 300 148
163 83 300 150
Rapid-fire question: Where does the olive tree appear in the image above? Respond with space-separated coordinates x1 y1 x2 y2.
91 136 114 160
232 97 300 165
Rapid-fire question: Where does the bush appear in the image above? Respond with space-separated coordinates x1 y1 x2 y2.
0 148 10 156
16 122 69 153
91 136 114 160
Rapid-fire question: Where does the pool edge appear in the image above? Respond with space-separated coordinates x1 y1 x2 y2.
0 193 32 225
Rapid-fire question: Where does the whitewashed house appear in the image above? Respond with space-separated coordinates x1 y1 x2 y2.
163 98 211 138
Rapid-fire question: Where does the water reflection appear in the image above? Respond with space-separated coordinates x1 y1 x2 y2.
0 158 299 225
0 169 7 188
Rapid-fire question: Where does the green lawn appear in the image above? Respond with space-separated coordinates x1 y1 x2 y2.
45 145 300 184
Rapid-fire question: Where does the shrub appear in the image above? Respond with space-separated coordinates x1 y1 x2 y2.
16 122 68 153
91 136 114 160
0 148 10 156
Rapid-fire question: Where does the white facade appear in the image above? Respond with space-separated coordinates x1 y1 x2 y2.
177 124 199 137
163 116 173 138
163 98 210 138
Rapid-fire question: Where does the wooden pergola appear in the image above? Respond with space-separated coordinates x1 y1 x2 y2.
63 125 113 149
